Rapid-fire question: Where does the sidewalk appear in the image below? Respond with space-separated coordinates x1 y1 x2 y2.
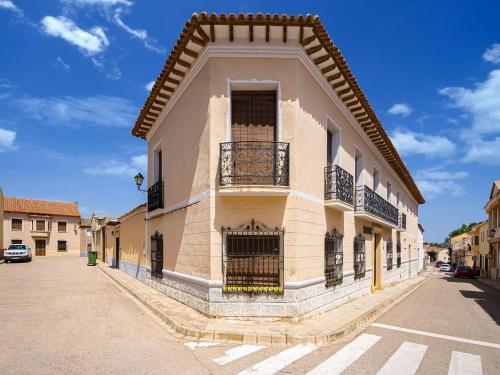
477 277 500 293
98 263 431 346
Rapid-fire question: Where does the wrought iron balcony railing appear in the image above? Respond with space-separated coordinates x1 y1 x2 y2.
324 164 354 205
148 180 164 212
219 141 289 186
355 185 399 226
398 213 407 230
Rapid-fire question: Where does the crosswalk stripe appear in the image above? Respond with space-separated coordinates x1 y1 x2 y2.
307 334 381 375
448 351 483 375
184 342 219 350
377 341 427 375
238 343 317 375
214 345 267 366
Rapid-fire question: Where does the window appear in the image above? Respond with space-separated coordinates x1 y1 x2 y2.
475 236 479 245
387 182 392 202
355 149 364 186
387 239 393 270
326 119 340 166
85 228 92 237
325 229 343 286
373 168 380 193
150 231 163 278
58 221 67 233
57 241 67 251
397 240 402 267
36 220 46 231
11 218 22 231
222 220 284 293
397 192 400 208
11 239 22 244
354 234 366 279
153 149 162 184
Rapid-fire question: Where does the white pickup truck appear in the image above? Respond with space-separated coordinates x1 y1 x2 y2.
4 244 32 262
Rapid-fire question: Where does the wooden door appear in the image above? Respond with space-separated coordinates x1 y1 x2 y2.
373 234 379 287
35 240 46 256
231 91 277 184
115 237 120 269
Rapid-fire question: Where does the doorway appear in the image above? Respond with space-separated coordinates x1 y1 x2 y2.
35 240 46 256
115 237 120 269
372 232 383 291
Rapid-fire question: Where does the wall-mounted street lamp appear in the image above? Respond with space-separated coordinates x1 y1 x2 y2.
134 172 146 192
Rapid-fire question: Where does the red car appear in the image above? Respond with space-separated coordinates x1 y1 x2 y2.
454 265 476 278
436 261 444 267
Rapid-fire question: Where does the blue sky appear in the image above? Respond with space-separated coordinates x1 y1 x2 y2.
1 0 499 242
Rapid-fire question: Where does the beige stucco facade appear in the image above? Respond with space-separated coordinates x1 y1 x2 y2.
485 181 500 279
0 188 4 254
138 42 422 319
477 221 489 277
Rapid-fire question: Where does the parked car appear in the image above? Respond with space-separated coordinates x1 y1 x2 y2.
436 261 444 267
4 244 32 262
440 263 451 272
454 265 476 278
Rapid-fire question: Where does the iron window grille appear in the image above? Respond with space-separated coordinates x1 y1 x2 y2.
150 231 163 278
57 241 67 251
325 228 344 287
222 219 284 293
397 240 402 268
324 164 354 205
219 142 289 186
398 213 407 230
148 180 164 212
387 239 393 271
354 234 366 279
355 185 398 226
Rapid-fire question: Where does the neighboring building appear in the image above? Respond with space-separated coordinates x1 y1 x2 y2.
468 221 486 270
130 13 425 318
79 218 93 256
90 214 119 266
3 197 81 256
417 224 425 273
478 220 489 278
0 188 4 256
451 233 473 267
425 244 449 263
485 180 500 279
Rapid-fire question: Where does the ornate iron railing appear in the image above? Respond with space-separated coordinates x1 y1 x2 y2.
354 234 366 279
397 240 402 268
148 180 164 212
398 213 407 230
387 239 393 271
355 185 399 226
222 219 284 293
325 228 344 286
324 164 354 205
150 231 163 278
219 142 289 186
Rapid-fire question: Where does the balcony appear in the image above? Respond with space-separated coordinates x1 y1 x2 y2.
148 180 164 212
324 164 354 211
354 185 399 228
219 141 289 196
397 213 407 231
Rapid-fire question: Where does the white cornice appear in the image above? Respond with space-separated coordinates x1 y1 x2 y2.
144 44 418 206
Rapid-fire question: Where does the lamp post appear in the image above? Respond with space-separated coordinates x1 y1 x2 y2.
134 173 146 192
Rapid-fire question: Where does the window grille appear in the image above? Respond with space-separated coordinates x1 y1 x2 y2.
354 234 366 279
222 219 284 293
150 231 163 278
325 228 344 286
387 239 393 271
397 240 402 268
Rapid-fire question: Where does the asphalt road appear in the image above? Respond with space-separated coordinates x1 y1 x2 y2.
1 259 499 374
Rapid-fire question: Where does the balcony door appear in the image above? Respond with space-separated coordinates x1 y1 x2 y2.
231 91 277 184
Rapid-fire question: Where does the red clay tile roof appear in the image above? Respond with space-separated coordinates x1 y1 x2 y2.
4 197 80 217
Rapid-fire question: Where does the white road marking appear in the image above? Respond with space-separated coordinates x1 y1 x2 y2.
238 343 317 375
184 342 220 350
377 341 427 375
214 345 267 365
307 334 381 375
448 351 483 375
372 323 500 349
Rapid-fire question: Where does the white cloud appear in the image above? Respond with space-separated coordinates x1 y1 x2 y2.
388 103 412 117
439 70 500 134
15 95 135 128
53 56 71 71
463 137 500 165
0 0 22 15
390 128 456 158
40 16 109 56
415 166 468 200
84 154 146 177
145 80 154 91
64 0 132 5
483 44 500 64
0 128 17 152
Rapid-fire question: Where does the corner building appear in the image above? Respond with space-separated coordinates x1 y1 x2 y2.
131 13 425 319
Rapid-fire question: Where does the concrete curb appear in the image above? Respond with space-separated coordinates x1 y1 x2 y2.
98 264 432 346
